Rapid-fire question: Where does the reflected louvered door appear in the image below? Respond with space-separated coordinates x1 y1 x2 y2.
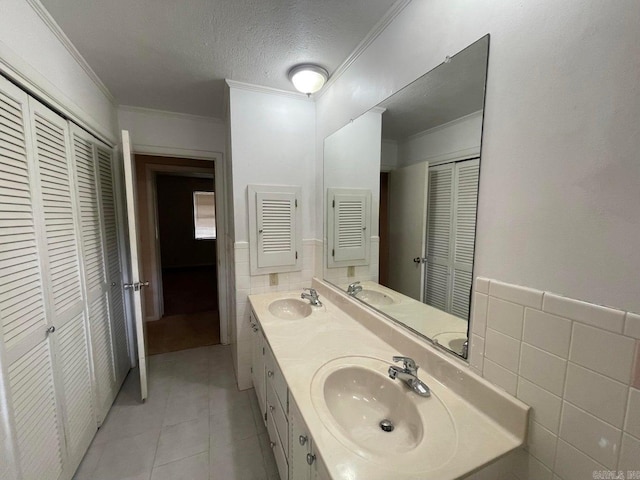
95 144 129 388
450 159 479 319
424 165 453 311
0 77 65 480
256 191 297 268
29 98 96 479
69 125 115 431
331 191 369 264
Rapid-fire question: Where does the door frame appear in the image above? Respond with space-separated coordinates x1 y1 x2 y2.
130 147 230 345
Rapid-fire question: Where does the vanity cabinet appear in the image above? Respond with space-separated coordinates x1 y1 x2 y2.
250 310 328 480
289 397 329 480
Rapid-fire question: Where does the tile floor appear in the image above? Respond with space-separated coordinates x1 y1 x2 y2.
73 345 278 480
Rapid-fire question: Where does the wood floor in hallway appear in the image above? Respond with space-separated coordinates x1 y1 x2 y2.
146 310 220 355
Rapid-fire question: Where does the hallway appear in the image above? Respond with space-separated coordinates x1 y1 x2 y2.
73 345 278 480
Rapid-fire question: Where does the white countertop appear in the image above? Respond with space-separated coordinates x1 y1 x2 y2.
248 283 528 480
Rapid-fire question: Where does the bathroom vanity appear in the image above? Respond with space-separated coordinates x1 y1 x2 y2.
248 279 529 480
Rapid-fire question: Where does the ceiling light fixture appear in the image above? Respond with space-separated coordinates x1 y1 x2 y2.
288 64 329 96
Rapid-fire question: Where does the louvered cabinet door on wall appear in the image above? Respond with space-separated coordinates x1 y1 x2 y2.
0 76 66 480
96 144 130 387
29 98 98 476
69 125 117 425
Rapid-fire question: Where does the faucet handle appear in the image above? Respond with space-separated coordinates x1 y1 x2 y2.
392 356 418 372
348 281 361 287
302 287 317 296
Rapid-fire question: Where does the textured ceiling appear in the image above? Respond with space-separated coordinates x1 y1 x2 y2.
380 36 490 141
39 0 398 117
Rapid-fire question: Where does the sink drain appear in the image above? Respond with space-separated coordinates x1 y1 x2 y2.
379 419 394 432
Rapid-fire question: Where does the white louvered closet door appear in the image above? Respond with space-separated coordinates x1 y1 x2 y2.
425 165 453 311
70 125 116 426
0 77 65 480
424 159 479 320
450 159 479 319
95 144 130 387
29 98 97 478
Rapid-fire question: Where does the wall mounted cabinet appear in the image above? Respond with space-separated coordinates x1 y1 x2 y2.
0 75 129 480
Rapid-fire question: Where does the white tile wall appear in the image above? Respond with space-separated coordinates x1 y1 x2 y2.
232 239 319 390
471 277 640 480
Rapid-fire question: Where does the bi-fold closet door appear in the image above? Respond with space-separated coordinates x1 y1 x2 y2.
0 75 129 480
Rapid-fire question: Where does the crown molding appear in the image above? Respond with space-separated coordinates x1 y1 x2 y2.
25 0 116 104
402 110 483 143
225 79 312 101
315 0 411 100
118 105 226 124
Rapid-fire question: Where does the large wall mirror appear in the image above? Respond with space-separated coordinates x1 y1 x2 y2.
323 35 489 359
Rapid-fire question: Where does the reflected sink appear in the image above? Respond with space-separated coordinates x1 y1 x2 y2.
355 289 395 305
432 332 467 356
310 356 457 472
268 298 312 320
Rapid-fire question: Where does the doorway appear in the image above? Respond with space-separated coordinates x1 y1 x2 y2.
134 155 221 355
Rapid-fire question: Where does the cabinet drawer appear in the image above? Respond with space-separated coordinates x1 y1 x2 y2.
267 408 288 480
267 379 288 457
265 342 288 412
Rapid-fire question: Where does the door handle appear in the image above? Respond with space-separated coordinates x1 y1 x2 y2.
124 281 150 291
413 257 426 263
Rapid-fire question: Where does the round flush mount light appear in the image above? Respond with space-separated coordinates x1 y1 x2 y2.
288 64 329 95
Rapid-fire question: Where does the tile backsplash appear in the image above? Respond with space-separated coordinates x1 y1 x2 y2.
469 277 640 480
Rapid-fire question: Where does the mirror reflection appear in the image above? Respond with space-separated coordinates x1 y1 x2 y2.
323 35 489 358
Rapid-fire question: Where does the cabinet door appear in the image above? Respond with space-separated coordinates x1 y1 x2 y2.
251 314 266 420
69 125 116 428
96 144 130 386
289 398 311 480
29 98 97 477
0 76 65 480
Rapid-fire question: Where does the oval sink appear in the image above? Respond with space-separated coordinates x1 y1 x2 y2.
310 356 457 473
355 289 395 305
268 298 312 320
432 332 467 356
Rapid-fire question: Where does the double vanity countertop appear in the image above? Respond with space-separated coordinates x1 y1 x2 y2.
248 280 529 480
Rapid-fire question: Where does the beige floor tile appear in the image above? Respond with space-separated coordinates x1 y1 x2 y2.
92 429 160 480
155 417 210 466
151 452 209 480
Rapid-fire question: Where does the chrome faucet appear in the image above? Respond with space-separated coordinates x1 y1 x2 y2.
347 281 363 296
388 356 431 397
301 288 322 307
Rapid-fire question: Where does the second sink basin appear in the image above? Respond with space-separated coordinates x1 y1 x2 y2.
355 289 395 305
268 298 312 320
310 356 457 473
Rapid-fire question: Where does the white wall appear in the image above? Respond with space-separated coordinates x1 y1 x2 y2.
117 106 226 158
0 0 117 141
228 84 317 389
316 0 640 315
324 109 382 236
397 111 482 168
228 87 316 242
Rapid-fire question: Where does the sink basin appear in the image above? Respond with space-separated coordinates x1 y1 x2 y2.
268 298 312 320
310 356 457 472
432 332 467 356
355 289 395 305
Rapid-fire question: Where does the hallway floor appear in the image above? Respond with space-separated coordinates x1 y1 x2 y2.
146 311 220 355
73 345 278 480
